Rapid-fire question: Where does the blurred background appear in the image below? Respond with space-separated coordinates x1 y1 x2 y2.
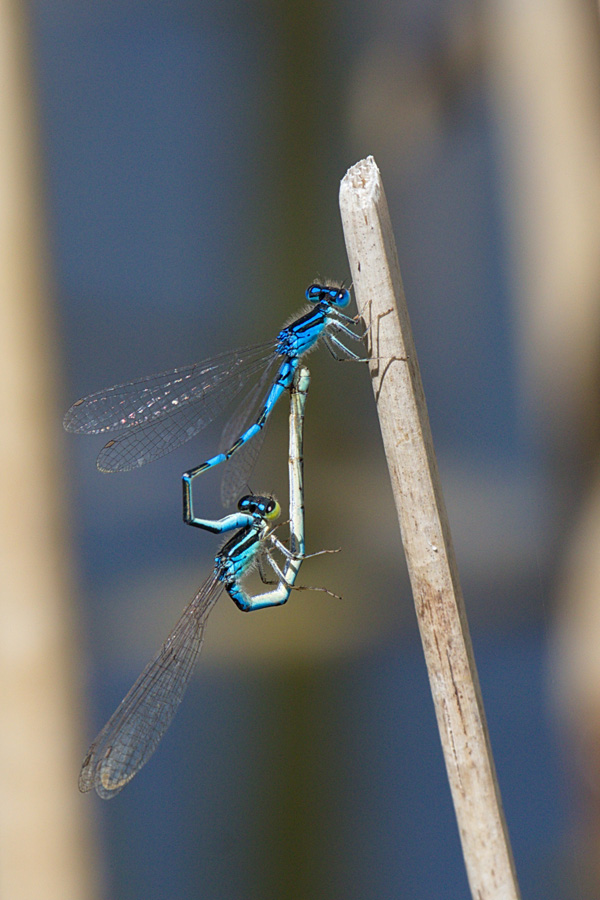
3 0 600 897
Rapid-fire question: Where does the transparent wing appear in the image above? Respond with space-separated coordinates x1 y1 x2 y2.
95 348 282 473
79 572 224 800
218 362 279 506
64 340 275 435
220 423 271 508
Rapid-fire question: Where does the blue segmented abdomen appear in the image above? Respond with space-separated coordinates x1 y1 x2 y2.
264 356 297 400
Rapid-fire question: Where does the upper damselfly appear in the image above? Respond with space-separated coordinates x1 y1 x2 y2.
64 282 365 505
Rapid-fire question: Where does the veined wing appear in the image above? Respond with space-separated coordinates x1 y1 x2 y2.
95 350 283 472
79 572 224 800
218 361 281 506
64 340 275 435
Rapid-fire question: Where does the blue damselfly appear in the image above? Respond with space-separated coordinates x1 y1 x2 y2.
64 283 364 505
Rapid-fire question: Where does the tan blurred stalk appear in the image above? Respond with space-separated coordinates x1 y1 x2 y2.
553 462 600 889
487 0 600 888
487 0 600 439
0 4 98 899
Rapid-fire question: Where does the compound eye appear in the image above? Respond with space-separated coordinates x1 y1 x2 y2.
238 495 257 513
306 284 322 302
265 499 281 520
335 288 351 308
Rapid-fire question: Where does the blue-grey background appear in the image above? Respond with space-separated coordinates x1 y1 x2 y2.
32 1 573 897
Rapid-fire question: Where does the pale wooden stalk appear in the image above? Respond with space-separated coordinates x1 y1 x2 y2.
339 157 521 900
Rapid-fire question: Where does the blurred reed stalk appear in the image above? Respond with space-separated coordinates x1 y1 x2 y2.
339 156 521 900
486 1 600 889
0 4 97 899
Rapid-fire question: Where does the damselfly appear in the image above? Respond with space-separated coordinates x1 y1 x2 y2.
64 282 365 505
79 367 332 798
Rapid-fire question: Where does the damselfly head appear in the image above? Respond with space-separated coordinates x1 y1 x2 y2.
305 282 351 309
238 494 281 521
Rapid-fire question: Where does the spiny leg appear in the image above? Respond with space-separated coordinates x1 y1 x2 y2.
262 544 342 600
330 317 368 341
323 334 370 363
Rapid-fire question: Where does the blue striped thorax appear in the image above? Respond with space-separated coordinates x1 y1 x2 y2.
275 282 351 358
215 492 280 586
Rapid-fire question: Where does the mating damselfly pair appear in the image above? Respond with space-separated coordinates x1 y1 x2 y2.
66 282 366 798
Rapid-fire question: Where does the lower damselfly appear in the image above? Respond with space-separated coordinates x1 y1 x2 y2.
79 367 335 798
